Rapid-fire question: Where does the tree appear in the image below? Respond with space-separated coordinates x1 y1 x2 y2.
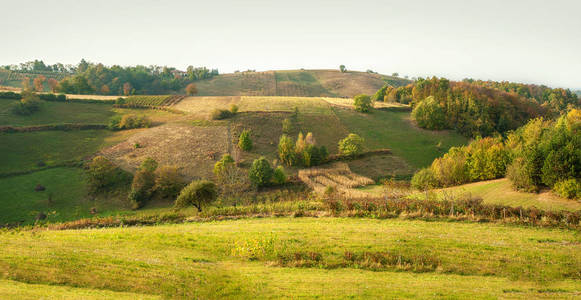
339 65 346 73
175 180 217 211
338 133 364 156
392 72 399 77
86 156 126 193
47 78 59 93
33 75 46 92
123 82 132 96
411 96 446 130
278 134 296 166
411 168 438 190
128 168 156 209
186 83 198 96
100 85 111 94
238 129 253 151
282 118 293 134
249 157 274 187
213 154 235 177
353 94 373 113
154 166 185 199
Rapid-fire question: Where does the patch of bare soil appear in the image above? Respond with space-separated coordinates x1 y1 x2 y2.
100 124 229 180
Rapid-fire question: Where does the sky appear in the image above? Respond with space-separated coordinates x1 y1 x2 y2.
1 0 580 88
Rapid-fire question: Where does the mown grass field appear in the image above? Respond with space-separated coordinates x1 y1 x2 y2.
1 218 579 299
0 99 116 126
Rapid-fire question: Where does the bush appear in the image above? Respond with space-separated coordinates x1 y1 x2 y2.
11 91 41 116
154 166 186 199
213 154 235 177
86 156 128 193
273 166 287 185
431 148 469 187
506 157 539 193
353 94 372 113
412 96 446 130
411 168 438 190
553 179 581 199
249 157 273 187
338 133 364 156
129 169 156 209
230 104 239 114
211 109 233 120
238 129 253 151
282 118 293 134
175 180 217 211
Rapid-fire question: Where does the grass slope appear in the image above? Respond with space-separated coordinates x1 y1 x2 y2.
333 107 469 169
0 99 116 127
0 167 129 225
1 218 579 298
0 130 112 174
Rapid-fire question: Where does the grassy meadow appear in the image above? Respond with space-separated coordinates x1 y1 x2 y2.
1 218 580 299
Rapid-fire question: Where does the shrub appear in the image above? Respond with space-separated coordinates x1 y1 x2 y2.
86 156 128 193
129 169 156 209
506 157 539 193
412 96 446 130
140 157 158 173
353 94 372 113
431 148 469 187
230 104 239 114
273 166 287 185
338 133 364 156
238 129 253 151
211 109 233 120
11 91 41 115
214 154 235 177
282 118 293 134
175 180 217 211
154 166 186 199
411 168 438 190
553 179 580 199
249 157 273 187
119 115 151 129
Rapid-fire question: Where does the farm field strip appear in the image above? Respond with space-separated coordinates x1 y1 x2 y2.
299 163 375 197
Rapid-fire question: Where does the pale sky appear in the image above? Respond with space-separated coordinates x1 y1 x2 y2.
1 0 580 88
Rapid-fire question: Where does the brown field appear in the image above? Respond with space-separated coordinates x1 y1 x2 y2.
100 124 229 180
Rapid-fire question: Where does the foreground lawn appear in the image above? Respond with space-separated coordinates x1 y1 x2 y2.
1 218 579 299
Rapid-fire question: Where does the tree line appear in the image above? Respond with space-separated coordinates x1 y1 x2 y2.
372 77 579 138
412 109 581 199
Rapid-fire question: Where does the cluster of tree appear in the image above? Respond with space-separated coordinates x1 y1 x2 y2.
412 109 581 199
86 156 132 194
10 90 41 115
278 132 329 167
108 115 152 130
2 59 75 73
409 77 549 137
9 59 219 95
463 79 580 113
128 158 186 209
372 84 413 104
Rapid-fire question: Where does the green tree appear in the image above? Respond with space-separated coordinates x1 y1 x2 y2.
213 154 235 177
175 180 217 211
411 168 438 190
273 166 287 185
353 94 373 113
278 134 296 166
338 133 364 156
412 96 446 130
154 166 185 199
238 129 253 151
249 157 273 187
339 65 346 73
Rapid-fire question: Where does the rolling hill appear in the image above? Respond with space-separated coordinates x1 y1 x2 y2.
194 69 412 97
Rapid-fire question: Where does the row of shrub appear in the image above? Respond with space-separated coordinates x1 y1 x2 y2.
211 104 239 120
108 114 152 130
412 109 581 199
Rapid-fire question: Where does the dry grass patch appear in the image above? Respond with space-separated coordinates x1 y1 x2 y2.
172 96 241 118
100 124 229 180
298 163 374 198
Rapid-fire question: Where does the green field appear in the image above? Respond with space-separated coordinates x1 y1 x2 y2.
0 130 112 174
0 99 116 126
0 167 129 225
333 107 469 168
1 218 579 299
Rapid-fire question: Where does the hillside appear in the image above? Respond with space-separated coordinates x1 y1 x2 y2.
194 70 411 97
